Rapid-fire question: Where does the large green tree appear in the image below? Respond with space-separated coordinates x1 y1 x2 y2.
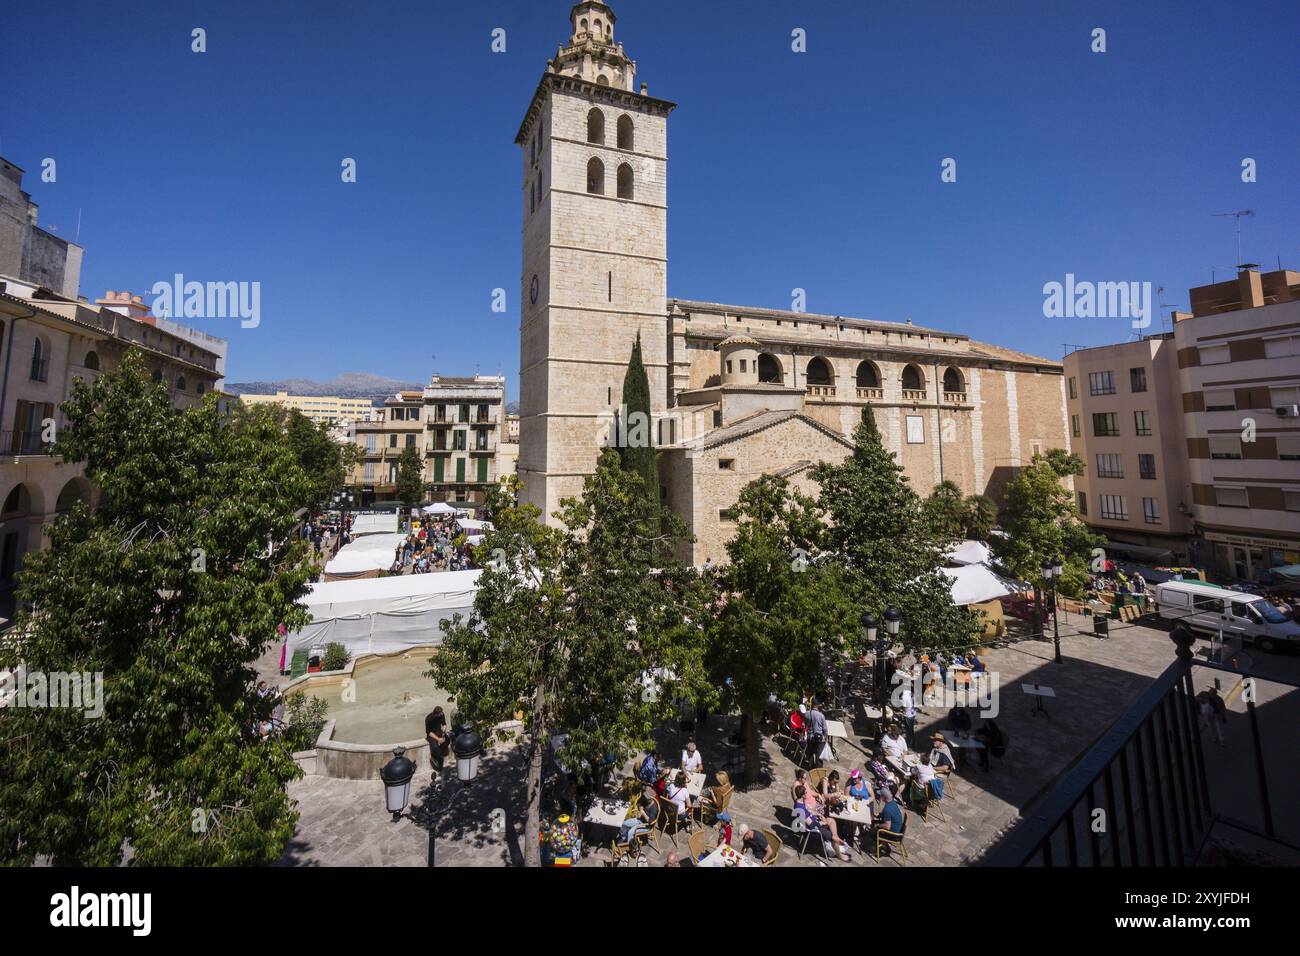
428 454 711 866
922 479 997 541
813 407 976 655
394 444 425 511
616 333 658 512
992 449 1102 634
231 403 352 508
706 474 858 783
0 350 312 865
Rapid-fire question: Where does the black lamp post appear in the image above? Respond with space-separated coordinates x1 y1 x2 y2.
379 746 416 822
1041 555 1064 664
861 610 878 706
881 607 901 709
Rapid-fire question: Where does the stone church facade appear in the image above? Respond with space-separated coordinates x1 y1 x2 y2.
517 3 1068 563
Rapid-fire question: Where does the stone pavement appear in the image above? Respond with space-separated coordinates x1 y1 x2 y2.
278 615 1214 867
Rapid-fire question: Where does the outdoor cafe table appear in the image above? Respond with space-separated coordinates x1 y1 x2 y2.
825 720 849 740
661 770 706 799
696 843 761 868
830 797 875 827
583 797 631 829
940 733 985 770
885 752 920 779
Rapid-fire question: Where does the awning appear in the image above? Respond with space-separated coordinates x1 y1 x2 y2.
1104 540 1175 563
941 564 1029 606
945 540 992 566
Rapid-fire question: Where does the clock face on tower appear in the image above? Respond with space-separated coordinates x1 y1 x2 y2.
530 274 539 305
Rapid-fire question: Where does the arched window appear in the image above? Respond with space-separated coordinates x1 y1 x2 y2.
586 108 605 145
856 360 880 388
84 350 100 371
596 74 609 86
805 357 833 386
617 114 634 150
197 381 206 395
586 157 605 195
30 337 47 382
152 368 162 384
593 18 602 34
616 162 634 199
757 353 783 384
901 364 925 392
176 375 187 391
943 367 965 395
530 178 536 213
580 17 588 31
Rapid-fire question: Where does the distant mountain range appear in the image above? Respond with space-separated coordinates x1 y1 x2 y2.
225 373 423 405
226 373 520 413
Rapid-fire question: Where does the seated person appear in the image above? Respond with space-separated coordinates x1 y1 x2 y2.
975 718 1007 770
971 655 986 674
617 789 659 844
681 740 703 775
911 752 942 801
739 823 772 863
714 810 733 847
867 749 898 789
790 768 810 806
637 749 661 784
665 771 693 825
793 785 850 862
873 787 905 839
881 724 909 759
847 767 875 812
818 769 848 812
929 733 955 776
948 705 973 735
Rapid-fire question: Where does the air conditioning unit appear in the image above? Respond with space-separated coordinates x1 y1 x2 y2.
1276 404 1300 418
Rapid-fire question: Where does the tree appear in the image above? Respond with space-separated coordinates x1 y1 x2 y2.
427 453 711 866
706 474 857 783
812 407 976 656
395 444 425 510
616 332 658 513
991 449 1102 636
0 349 312 865
231 403 351 508
922 480 997 541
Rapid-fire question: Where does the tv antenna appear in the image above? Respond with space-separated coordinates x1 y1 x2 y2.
1213 209 1255 268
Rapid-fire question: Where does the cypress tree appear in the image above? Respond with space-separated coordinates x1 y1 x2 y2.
618 332 658 509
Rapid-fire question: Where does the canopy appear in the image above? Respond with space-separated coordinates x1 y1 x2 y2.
422 502 458 514
351 512 399 536
1269 564 1300 581
457 518 494 533
942 564 1028 606
323 532 406 579
945 540 992 566
1104 540 1175 564
290 570 482 655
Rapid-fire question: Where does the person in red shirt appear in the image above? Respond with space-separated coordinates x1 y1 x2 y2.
715 811 733 847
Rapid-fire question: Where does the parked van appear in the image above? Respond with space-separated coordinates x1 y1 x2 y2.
1155 580 1300 653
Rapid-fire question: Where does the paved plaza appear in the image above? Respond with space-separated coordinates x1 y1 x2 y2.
277 615 1249 867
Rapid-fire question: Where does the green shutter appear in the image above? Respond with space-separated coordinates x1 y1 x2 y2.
477 456 487 483
455 457 465 483
434 457 444 482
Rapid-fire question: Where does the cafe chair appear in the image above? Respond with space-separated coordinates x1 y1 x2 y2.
873 811 909 865
760 828 783 865
609 827 649 866
656 795 684 848
922 779 947 823
699 773 733 825
790 813 832 862
687 829 713 864
808 768 828 794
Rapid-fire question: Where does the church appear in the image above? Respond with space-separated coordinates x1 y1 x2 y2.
515 2 1069 564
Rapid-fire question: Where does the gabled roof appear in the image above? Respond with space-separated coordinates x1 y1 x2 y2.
671 408 855 453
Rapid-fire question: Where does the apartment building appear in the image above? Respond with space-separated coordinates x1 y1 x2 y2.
350 374 509 506
1177 269 1300 578
240 390 376 426
0 277 225 616
1064 336 1192 561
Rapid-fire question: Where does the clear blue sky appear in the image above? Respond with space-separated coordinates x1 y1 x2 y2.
4 0 1297 399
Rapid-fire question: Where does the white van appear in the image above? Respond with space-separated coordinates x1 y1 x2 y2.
1155 580 1300 653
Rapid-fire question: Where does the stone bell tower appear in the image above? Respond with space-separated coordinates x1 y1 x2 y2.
515 2 676 521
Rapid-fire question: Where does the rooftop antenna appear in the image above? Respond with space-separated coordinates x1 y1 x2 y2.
75 208 82 243
1213 209 1255 268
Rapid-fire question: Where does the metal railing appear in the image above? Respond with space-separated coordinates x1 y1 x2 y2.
982 628 1293 866
0 431 53 456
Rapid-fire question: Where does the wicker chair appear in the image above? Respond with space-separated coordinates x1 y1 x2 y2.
808 768 828 794
759 828 782 866
609 825 650 866
699 773 733 824
687 829 713 864
873 809 909 865
656 795 685 848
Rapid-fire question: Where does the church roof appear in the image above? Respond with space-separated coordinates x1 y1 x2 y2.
675 409 855 453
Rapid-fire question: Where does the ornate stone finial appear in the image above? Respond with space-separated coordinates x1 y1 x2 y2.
1170 625 1196 662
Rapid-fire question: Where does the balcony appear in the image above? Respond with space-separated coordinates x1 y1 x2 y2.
806 385 836 398
1 430 53 457
856 387 883 400
901 388 927 402
943 391 968 404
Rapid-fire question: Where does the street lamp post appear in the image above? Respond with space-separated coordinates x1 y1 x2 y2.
379 729 483 867
881 607 901 710
1041 556 1064 664
861 610 877 708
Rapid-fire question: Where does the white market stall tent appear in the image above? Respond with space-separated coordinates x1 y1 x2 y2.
291 569 482 655
944 540 993 567
941 563 1026 607
350 512 400 536
323 532 407 580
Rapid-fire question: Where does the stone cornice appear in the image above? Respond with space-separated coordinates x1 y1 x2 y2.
516 72 676 145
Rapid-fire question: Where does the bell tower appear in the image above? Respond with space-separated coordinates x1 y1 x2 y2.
515 2 676 521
